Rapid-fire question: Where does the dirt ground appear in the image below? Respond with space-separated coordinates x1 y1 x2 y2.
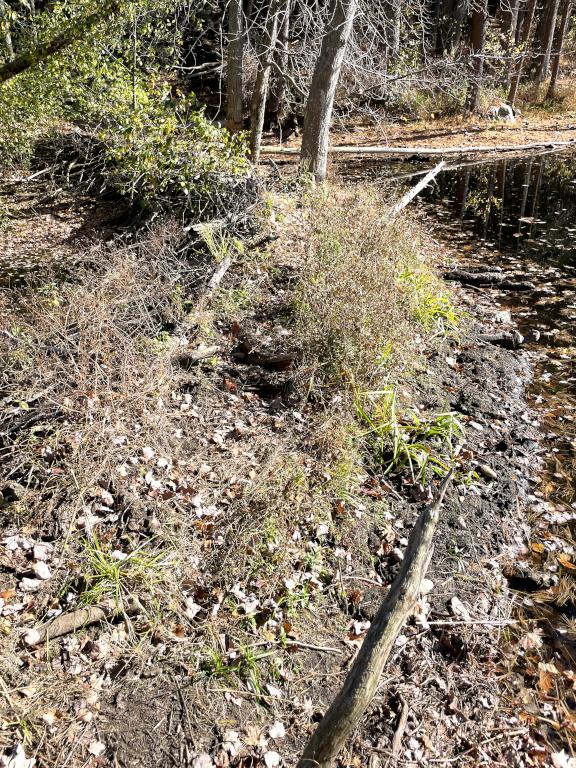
0 159 570 767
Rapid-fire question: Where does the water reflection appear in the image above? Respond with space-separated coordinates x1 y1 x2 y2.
421 152 576 512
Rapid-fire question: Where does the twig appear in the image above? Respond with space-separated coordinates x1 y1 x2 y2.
427 728 528 762
391 695 409 757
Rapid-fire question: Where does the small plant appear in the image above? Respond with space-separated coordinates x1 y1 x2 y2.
399 269 462 338
80 536 169 609
354 386 464 482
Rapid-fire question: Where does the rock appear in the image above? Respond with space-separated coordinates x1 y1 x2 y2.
477 464 498 481
493 310 512 324
1 482 26 503
420 578 434 595
32 561 51 580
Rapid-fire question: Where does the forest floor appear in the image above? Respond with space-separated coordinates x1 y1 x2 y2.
0 161 572 768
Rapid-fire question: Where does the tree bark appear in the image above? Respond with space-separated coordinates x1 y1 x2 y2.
546 0 572 97
534 0 561 84
0 0 120 85
269 0 290 118
297 476 451 768
249 0 283 163
503 0 521 87
465 0 488 112
226 0 245 133
508 0 538 105
384 0 401 62
299 0 358 181
0 0 14 60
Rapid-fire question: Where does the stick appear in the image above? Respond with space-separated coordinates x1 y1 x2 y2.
391 696 409 757
297 473 452 768
23 595 142 646
389 161 445 216
260 139 575 156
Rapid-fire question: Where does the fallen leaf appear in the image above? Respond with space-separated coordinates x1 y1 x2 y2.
264 752 281 768
268 721 286 740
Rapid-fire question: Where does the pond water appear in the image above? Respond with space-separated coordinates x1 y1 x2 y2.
421 151 576 516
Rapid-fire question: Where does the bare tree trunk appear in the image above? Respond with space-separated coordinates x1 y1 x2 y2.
534 0 561 83
299 0 358 182
503 0 521 87
465 0 488 112
226 0 245 133
508 0 538 105
546 0 572 97
297 477 451 768
384 0 401 62
269 0 291 118
449 0 469 54
0 0 14 60
249 0 283 163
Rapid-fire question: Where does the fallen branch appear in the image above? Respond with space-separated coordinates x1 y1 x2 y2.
260 139 575 157
23 595 143 646
478 331 524 349
389 161 445 217
297 473 452 768
443 270 535 291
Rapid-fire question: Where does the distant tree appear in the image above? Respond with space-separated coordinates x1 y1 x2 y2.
226 0 244 133
465 0 488 112
533 0 561 84
508 0 537 106
547 0 572 97
299 0 358 181
249 0 284 162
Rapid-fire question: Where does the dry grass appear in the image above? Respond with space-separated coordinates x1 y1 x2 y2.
295 185 455 391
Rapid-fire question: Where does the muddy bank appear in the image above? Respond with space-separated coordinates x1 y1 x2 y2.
0 181 552 768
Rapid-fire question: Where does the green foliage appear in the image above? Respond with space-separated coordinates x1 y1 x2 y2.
354 385 464 482
399 268 461 338
0 0 250 218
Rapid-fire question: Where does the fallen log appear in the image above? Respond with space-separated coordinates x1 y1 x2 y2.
260 139 575 157
297 473 452 768
443 270 506 286
23 595 143 646
479 330 524 349
389 161 445 217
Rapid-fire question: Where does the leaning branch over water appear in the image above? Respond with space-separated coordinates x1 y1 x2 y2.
297 474 452 768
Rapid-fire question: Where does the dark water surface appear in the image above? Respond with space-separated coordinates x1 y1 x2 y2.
421 151 576 515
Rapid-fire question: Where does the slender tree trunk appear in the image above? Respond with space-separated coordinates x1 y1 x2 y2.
534 0 561 83
249 0 283 163
269 0 291 118
226 0 245 133
299 0 358 182
384 0 401 61
546 0 572 97
0 0 14 60
503 0 521 87
449 0 469 54
0 0 119 84
508 0 538 105
465 0 488 112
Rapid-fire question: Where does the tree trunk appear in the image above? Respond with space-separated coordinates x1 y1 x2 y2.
449 0 469 54
508 0 538 105
269 0 291 118
546 0 572 98
465 0 488 112
534 0 561 83
299 0 358 182
0 0 14 60
0 0 120 84
384 0 401 62
503 0 521 87
226 0 245 133
249 0 283 163
297 477 451 768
